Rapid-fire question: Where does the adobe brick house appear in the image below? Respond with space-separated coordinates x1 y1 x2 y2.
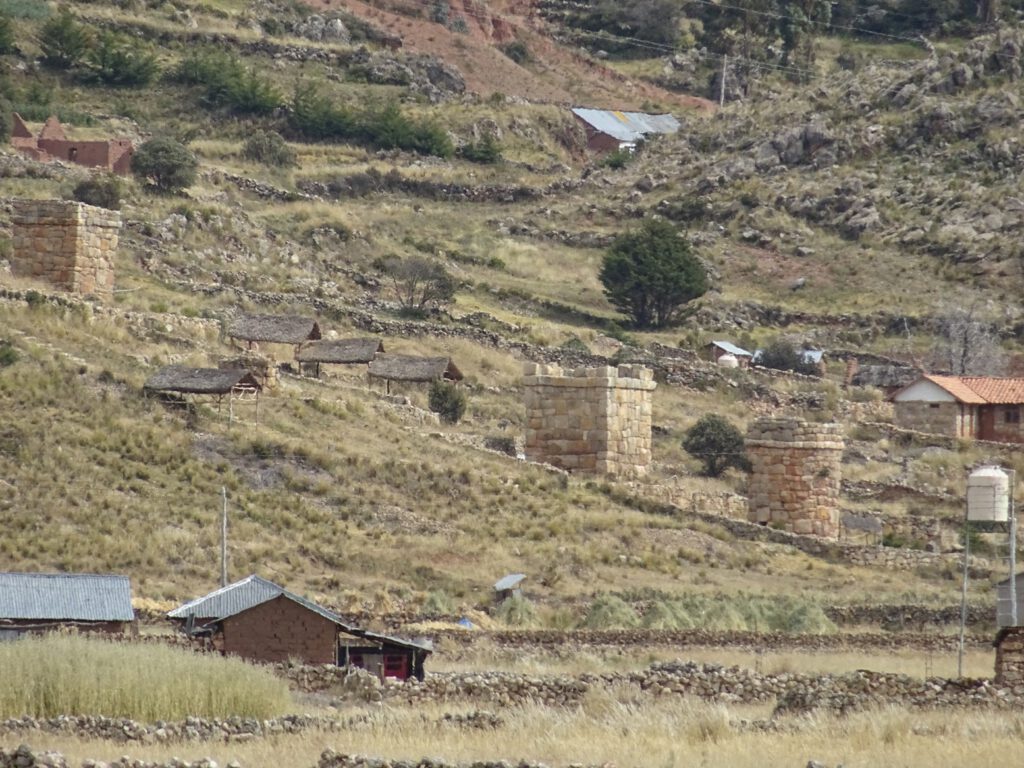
12 114 134 174
891 374 1024 442
0 572 135 638
570 107 680 153
169 575 431 680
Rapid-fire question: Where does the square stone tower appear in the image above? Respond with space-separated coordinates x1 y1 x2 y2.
11 199 121 301
523 362 655 476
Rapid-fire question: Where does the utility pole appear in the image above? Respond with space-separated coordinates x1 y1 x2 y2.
719 54 727 107
221 486 229 588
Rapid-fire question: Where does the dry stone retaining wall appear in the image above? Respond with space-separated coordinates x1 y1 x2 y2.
10 200 120 301
523 362 655 476
746 418 844 538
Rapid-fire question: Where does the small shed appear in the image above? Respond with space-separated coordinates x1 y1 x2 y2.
493 573 526 604
143 366 262 422
570 107 680 153
168 575 431 680
0 572 135 637
707 341 752 367
296 338 384 378
368 355 463 393
226 314 322 355
995 572 1024 629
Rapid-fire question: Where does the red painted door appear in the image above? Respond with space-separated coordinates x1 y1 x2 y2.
979 407 996 441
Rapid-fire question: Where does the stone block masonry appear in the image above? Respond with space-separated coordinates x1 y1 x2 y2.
746 417 844 539
10 199 121 301
523 362 655 477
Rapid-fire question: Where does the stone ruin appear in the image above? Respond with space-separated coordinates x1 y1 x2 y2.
522 362 655 477
745 416 844 538
10 199 121 301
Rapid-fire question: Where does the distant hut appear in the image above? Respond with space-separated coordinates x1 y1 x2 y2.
707 341 752 368
226 314 321 360
493 573 526 604
296 338 384 378
143 366 262 422
0 572 135 637
368 355 463 394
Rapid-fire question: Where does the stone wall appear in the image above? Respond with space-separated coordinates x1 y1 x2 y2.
522 362 655 476
893 401 962 437
10 200 120 301
746 417 844 538
995 627 1024 686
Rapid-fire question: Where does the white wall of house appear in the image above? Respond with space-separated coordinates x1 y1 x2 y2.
893 379 957 403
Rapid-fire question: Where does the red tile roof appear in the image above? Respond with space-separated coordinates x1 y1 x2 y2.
918 374 1024 404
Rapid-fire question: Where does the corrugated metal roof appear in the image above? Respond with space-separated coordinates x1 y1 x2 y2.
494 573 526 591
571 107 680 144
711 341 752 357
0 572 134 621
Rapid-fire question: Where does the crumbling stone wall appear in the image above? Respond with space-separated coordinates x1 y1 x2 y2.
523 362 655 476
746 417 844 538
11 199 120 300
995 627 1024 686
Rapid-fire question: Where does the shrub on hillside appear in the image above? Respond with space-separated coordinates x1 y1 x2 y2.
175 51 282 115
0 12 14 54
756 338 820 376
83 31 159 86
582 594 640 629
377 254 456 314
458 132 502 164
0 340 17 368
242 129 297 167
0 634 290 719
681 413 750 478
500 40 530 64
70 173 124 210
39 7 94 69
428 379 467 424
495 596 536 627
131 137 198 194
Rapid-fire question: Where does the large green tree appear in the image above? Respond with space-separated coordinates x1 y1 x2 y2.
599 219 707 329
682 414 749 478
130 137 198 194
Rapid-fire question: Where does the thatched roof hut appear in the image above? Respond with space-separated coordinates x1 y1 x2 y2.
226 314 322 345
296 338 383 365
368 355 463 384
144 366 262 395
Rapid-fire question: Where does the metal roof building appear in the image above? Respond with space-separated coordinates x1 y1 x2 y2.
0 572 135 633
571 107 680 151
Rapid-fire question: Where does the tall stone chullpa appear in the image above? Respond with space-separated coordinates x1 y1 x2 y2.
11 199 121 301
745 416 844 538
522 362 655 477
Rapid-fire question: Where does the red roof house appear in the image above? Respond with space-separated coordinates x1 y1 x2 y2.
891 374 1024 442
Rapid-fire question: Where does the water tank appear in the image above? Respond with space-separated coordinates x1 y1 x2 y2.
967 465 1010 522
717 353 739 369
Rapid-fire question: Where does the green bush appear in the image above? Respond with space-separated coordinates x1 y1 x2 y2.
241 129 297 167
175 51 282 115
755 338 820 376
83 31 159 86
681 413 750 478
582 594 640 628
0 13 14 54
0 340 17 368
500 40 530 64
495 595 536 627
459 132 502 164
0 0 51 19
428 380 467 424
39 7 94 69
0 634 290 719
601 148 632 170
131 137 198 194
70 173 124 210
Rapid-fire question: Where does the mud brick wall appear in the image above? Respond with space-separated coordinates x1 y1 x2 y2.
523 362 655 477
746 417 844 539
10 199 120 300
221 594 337 664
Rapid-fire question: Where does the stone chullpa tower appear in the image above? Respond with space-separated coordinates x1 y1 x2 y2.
523 362 655 477
11 199 121 301
745 416 844 538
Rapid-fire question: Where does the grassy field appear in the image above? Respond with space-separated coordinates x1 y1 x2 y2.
0 635 291 719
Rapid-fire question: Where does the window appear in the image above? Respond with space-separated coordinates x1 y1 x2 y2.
929 404 941 410
1006 407 1021 424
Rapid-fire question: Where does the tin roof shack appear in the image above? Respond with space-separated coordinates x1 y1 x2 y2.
226 314 322 366
995 626 1024 685
168 575 431 680
891 375 1024 442
707 341 752 367
296 338 384 378
368 355 463 394
0 572 135 638
144 366 261 423
571 108 680 153
493 573 526 604
995 573 1024 629
11 113 134 174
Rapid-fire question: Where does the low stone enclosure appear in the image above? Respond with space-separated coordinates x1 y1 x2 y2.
746 417 844 539
10 199 121 301
523 362 655 476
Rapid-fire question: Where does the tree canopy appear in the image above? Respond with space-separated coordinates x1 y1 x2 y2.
682 414 750 478
599 219 707 329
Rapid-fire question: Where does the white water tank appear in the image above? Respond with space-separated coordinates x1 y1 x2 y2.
717 353 739 369
967 466 1010 522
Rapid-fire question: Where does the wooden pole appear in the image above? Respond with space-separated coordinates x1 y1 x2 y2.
719 54 727 107
221 486 228 588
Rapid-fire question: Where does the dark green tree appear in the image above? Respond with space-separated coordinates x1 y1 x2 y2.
378 255 456 314
130 137 198 194
70 173 124 210
755 338 820 375
39 7 94 69
599 219 707 329
84 31 159 86
681 414 749 478
242 130 297 167
428 380 467 424
0 13 15 55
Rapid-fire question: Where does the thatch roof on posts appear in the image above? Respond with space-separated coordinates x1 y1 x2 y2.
296 338 383 364
368 355 463 383
226 314 322 344
143 366 262 395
